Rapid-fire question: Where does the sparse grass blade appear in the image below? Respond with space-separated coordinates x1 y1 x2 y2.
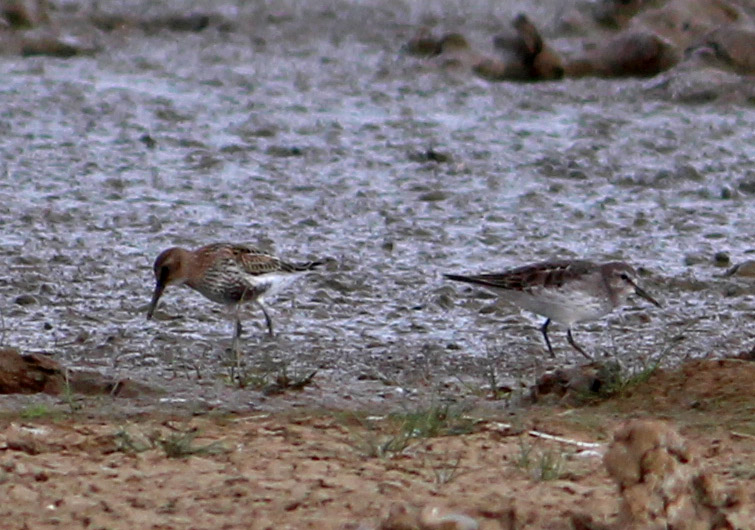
340 403 479 459
154 428 229 459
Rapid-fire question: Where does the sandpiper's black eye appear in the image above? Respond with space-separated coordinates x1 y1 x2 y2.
620 272 630 281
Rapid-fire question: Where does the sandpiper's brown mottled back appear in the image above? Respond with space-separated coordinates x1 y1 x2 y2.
445 260 661 359
147 243 324 348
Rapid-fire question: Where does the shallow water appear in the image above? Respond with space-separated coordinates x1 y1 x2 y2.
1 0 754 410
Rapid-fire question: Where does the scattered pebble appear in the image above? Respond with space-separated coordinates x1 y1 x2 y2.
408 149 452 164
713 251 730 266
14 294 37 306
266 145 304 157
683 253 705 266
420 506 479 530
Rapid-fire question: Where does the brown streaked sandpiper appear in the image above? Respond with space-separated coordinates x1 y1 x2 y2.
445 260 661 359
147 243 324 351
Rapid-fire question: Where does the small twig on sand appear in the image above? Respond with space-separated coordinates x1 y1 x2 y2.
528 430 604 450
487 422 604 451
731 431 755 441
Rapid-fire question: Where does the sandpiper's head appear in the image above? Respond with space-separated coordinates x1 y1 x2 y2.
604 262 661 308
147 247 190 320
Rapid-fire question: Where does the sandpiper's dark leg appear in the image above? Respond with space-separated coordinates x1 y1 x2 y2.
540 319 555 357
566 329 593 360
258 302 275 337
231 312 243 373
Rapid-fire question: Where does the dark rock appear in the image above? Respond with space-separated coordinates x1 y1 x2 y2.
0 348 65 395
0 348 159 397
683 253 705 266
530 361 622 403
424 149 451 163
737 179 755 194
266 145 304 157
418 190 448 202
731 346 755 361
14 294 37 305
139 134 157 149
713 251 730 266
20 35 82 58
571 512 611 530
401 27 440 56
692 26 755 75
1 0 48 28
720 186 734 199
160 13 210 33
93 12 213 33
408 149 452 164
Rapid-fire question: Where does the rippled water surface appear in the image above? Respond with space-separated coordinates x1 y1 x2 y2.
2 0 754 410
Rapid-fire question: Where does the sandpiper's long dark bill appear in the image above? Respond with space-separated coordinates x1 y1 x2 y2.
147 243 324 343
444 260 661 359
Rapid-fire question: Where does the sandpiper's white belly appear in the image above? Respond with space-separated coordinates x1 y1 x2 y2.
498 285 615 326
244 271 301 300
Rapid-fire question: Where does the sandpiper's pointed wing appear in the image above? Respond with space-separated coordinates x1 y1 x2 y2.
204 243 322 276
231 244 290 275
189 243 280 276
446 260 598 293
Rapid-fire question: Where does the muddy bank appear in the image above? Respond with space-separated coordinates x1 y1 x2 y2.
1 359 754 529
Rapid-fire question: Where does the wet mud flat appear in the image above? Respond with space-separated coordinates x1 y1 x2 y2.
0 0 754 412
1 1 755 528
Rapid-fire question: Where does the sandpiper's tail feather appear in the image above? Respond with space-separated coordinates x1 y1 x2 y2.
288 259 326 272
444 273 522 291
444 273 498 287
444 273 470 282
